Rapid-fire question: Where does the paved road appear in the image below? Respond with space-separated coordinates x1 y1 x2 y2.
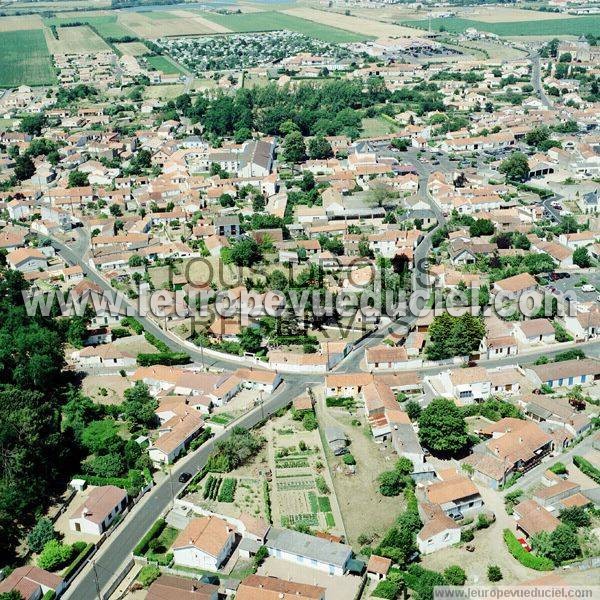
61 378 305 600
530 53 552 109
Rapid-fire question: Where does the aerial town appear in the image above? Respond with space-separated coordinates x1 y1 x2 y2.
0 0 599 599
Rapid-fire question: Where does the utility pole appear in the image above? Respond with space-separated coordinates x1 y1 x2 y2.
92 560 101 600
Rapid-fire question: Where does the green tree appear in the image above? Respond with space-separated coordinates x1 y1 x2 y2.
378 470 405 497
405 400 422 421
122 382 158 428
282 131 306 165
559 506 590 529
88 453 126 477
573 247 592 268
81 419 120 455
27 517 56 554
14 154 35 181
548 524 581 564
469 219 495 237
20 114 46 136
302 412 318 431
224 238 263 267
418 398 469 457
499 152 529 183
239 327 263 354
68 170 89 188
308 135 333 160
487 565 502 582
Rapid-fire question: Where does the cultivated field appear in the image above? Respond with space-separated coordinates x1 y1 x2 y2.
45 14 133 39
0 29 55 87
115 41 151 56
282 7 419 38
454 6 576 22
405 15 600 37
118 10 229 38
0 15 45 31
46 25 110 54
200 10 372 43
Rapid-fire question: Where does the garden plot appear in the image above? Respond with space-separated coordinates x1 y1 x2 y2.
266 411 344 536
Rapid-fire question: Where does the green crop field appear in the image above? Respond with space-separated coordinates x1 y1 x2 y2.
0 29 55 87
45 15 132 40
404 15 600 37
146 55 184 74
200 10 373 43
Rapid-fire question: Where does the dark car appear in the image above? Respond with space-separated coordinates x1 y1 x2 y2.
178 472 192 483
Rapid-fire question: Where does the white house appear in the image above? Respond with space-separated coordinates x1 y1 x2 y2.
75 344 136 367
172 516 236 571
69 485 128 535
439 367 491 403
514 319 556 346
6 247 47 272
417 509 461 555
265 527 352 576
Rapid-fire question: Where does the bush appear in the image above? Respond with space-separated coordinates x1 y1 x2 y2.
503 529 553 570
487 565 502 582
549 462 567 475
62 543 94 580
37 540 73 571
461 529 474 543
302 412 318 431
444 565 466 586
139 565 160 587
372 580 400 599
343 454 356 466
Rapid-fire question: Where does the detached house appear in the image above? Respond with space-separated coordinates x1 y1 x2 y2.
493 272 538 300
69 485 128 535
173 516 237 571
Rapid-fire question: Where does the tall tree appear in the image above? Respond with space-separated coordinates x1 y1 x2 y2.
418 398 469 457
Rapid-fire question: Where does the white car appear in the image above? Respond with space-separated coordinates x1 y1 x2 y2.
581 284 595 292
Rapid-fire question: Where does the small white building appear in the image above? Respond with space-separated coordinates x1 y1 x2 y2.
69 485 128 535
172 516 236 571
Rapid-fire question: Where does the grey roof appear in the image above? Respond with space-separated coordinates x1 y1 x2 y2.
238 537 261 553
266 527 352 567
525 403 553 420
325 427 347 444
582 488 600 506
583 189 599 205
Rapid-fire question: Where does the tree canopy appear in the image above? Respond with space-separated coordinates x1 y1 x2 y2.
418 398 470 457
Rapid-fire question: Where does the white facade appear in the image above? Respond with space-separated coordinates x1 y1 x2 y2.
417 526 461 555
173 533 235 571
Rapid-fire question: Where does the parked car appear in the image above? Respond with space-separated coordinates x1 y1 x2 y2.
178 472 192 483
581 284 595 293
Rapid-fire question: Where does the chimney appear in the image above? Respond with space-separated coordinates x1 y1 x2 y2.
82 506 90 516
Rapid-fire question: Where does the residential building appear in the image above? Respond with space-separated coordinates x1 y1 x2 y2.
69 485 128 535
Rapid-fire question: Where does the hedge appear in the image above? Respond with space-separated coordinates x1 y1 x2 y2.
144 332 170 352
74 469 148 497
62 543 94 581
134 519 166 557
263 480 272 523
573 456 600 485
42 591 56 600
137 352 191 366
503 529 554 571
122 317 144 335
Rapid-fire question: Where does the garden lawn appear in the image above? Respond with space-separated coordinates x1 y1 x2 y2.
0 29 55 87
146 54 184 75
200 11 372 43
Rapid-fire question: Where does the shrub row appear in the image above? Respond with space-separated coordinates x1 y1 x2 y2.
203 475 222 500
144 331 170 352
573 456 600 485
137 352 191 366
62 543 94 581
263 480 272 523
218 478 237 503
325 396 355 408
503 529 554 571
134 519 166 557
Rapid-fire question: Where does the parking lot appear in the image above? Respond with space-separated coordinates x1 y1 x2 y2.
548 271 600 303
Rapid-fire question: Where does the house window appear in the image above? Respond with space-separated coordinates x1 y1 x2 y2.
568 377 573 385
459 390 473 398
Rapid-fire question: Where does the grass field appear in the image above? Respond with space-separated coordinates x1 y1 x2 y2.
47 24 110 53
45 15 132 40
116 41 151 56
361 117 399 137
200 10 373 42
146 54 184 74
405 15 600 37
0 29 55 87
